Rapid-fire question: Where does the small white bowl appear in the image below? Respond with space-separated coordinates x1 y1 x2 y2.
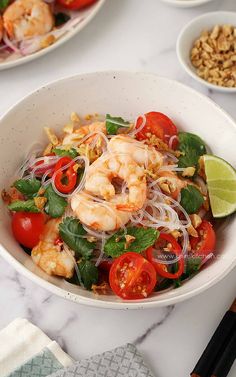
177 11 236 92
160 0 216 8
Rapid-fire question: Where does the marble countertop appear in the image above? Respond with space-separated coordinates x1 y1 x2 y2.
0 0 236 376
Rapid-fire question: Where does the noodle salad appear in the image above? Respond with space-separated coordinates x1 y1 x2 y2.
3 110 229 300
0 0 97 63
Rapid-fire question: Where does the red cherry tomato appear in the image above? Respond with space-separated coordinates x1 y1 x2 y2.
12 212 45 248
53 157 77 194
190 220 216 258
146 233 184 279
109 252 157 300
57 0 97 10
135 111 178 148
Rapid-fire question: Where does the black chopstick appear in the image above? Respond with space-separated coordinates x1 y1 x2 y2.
211 329 236 377
191 298 236 377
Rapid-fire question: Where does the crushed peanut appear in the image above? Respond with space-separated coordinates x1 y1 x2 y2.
187 224 198 238
34 197 47 210
190 214 202 229
191 25 236 88
124 235 136 249
182 166 196 177
44 127 59 146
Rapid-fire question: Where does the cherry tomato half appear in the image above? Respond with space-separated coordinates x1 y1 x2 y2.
135 111 178 148
53 157 77 194
190 220 216 258
12 212 45 248
146 234 184 279
109 252 157 300
57 0 97 10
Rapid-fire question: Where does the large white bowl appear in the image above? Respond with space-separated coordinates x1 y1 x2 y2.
177 12 236 92
0 72 235 309
0 0 105 71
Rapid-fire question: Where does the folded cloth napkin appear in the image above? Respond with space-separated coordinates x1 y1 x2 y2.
0 319 155 377
0 318 73 377
47 343 155 377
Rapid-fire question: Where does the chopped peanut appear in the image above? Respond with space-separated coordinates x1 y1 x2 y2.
182 167 196 177
34 197 47 210
125 235 136 249
187 224 198 238
190 214 202 229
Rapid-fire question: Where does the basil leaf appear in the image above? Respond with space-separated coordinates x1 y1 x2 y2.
55 12 70 27
105 114 130 135
14 178 41 199
0 0 9 10
8 200 40 213
180 185 204 214
104 227 159 257
59 217 95 259
178 132 206 169
44 184 67 218
78 260 98 290
53 147 78 159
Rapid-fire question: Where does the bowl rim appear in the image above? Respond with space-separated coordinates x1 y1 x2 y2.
0 70 236 309
160 0 215 7
0 0 106 72
176 11 236 93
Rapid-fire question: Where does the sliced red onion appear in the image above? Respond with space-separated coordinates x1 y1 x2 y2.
3 33 20 53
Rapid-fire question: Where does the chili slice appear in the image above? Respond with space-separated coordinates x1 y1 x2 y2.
53 157 77 194
146 233 184 279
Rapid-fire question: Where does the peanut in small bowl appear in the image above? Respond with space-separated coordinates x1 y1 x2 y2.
177 11 236 93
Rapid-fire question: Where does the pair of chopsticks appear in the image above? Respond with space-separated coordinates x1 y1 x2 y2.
191 298 236 377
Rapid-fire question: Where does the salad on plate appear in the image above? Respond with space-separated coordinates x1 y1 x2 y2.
2 111 236 300
0 0 98 63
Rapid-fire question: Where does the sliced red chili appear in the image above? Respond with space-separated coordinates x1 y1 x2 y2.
146 233 184 279
53 157 77 194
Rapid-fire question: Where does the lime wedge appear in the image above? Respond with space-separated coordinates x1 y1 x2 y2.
204 155 236 218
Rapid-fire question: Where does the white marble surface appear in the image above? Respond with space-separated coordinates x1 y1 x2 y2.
0 0 236 376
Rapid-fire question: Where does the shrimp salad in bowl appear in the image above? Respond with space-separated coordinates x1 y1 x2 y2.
0 0 102 66
2 110 236 300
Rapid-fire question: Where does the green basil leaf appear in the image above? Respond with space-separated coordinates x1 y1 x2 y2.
14 178 41 199
44 184 67 218
8 200 40 213
59 217 95 259
178 132 206 169
0 0 9 10
53 147 78 159
180 185 204 214
105 114 130 135
55 12 70 27
78 260 98 290
104 227 159 257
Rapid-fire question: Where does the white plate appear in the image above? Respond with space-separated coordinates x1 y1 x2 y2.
160 0 216 8
0 71 235 309
0 0 105 71
177 11 236 92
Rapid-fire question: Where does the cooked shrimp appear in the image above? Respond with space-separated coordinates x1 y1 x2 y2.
85 153 147 212
108 135 163 169
62 122 106 147
31 218 74 278
71 192 131 231
0 16 3 43
3 0 54 41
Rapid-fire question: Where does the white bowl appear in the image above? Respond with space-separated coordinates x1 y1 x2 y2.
0 0 105 71
0 72 235 309
160 0 216 8
177 12 236 92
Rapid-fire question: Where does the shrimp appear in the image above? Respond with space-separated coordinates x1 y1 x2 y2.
85 153 147 212
108 135 163 169
31 218 74 278
71 192 131 231
0 16 3 43
62 122 106 147
3 0 54 41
